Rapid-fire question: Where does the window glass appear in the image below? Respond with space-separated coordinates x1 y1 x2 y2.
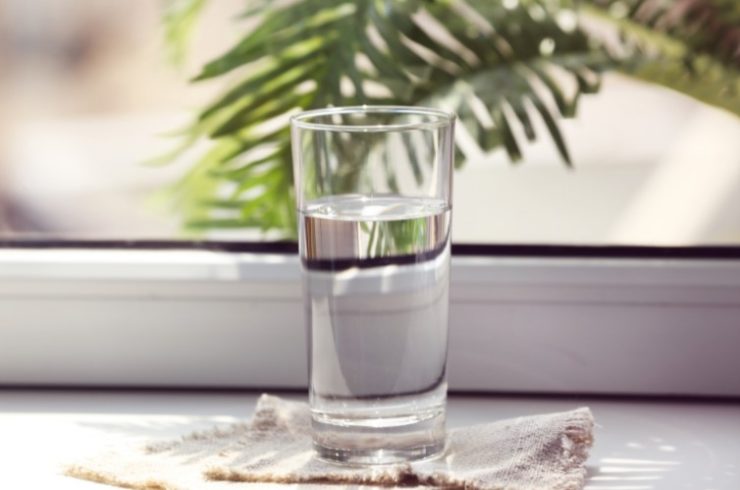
0 0 248 240
1 1 739 246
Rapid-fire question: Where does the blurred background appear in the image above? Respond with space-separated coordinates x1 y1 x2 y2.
1 0 739 245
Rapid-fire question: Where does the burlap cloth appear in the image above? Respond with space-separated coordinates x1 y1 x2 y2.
65 394 594 490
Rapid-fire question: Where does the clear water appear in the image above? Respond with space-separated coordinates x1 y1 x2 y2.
299 194 451 463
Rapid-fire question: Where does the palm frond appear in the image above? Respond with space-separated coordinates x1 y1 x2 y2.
160 0 740 237
162 0 207 66
584 0 740 116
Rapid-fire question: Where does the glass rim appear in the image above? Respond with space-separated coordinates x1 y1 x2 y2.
290 105 456 132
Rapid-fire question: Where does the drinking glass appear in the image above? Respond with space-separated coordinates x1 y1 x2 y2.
290 106 455 464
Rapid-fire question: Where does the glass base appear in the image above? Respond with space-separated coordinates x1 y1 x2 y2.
311 408 446 465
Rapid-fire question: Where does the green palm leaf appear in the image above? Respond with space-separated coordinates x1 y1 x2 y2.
162 0 207 66
161 0 740 238
584 0 740 114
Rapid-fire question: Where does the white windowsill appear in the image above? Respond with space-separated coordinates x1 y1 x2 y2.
1 248 740 396
1 389 738 489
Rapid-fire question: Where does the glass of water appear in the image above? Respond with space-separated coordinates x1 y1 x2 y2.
290 106 455 465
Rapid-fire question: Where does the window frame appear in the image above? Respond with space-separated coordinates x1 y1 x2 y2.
1 243 740 397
